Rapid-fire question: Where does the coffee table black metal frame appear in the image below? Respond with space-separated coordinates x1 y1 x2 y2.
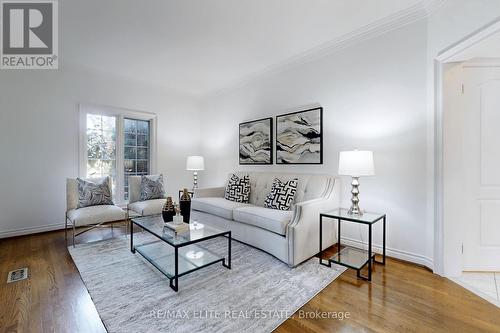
319 209 386 281
130 217 231 292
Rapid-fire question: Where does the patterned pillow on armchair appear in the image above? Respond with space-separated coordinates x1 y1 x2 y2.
140 174 165 201
77 177 114 208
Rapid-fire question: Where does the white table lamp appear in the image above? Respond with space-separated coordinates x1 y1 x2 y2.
338 150 375 215
186 156 205 189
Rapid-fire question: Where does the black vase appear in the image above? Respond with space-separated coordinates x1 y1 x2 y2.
180 201 191 223
162 210 175 222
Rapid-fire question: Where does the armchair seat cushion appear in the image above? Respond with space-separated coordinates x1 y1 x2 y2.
233 206 293 236
67 205 126 226
128 199 166 216
191 197 248 220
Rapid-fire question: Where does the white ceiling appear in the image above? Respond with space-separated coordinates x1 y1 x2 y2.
62 0 438 96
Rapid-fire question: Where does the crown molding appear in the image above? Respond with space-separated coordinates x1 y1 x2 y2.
203 0 448 99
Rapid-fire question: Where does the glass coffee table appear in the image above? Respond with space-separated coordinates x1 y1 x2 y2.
130 215 231 292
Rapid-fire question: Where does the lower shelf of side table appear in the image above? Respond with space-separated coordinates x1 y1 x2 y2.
328 246 376 271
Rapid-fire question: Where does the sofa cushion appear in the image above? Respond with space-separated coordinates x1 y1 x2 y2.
232 172 331 206
191 197 248 220
233 206 293 236
129 198 166 216
67 205 126 226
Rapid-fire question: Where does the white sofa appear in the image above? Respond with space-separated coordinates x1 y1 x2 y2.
127 175 167 217
191 172 339 267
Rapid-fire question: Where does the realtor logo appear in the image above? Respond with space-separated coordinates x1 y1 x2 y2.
1 0 58 69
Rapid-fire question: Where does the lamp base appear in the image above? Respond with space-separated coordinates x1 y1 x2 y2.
192 171 198 190
347 177 363 216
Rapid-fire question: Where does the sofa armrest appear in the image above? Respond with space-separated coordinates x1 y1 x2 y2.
194 187 225 198
286 177 340 266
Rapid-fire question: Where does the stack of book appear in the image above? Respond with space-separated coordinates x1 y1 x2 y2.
164 222 189 232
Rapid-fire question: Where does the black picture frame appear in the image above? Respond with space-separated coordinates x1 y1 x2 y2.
276 107 323 164
239 117 273 165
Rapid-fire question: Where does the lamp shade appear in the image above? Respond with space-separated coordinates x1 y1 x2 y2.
338 151 374 177
186 156 205 171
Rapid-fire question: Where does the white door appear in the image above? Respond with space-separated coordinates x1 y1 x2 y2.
462 64 500 271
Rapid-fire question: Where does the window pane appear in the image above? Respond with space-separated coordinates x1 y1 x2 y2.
86 114 117 198
137 160 148 173
124 147 136 159
87 114 102 130
137 120 149 135
124 160 136 173
124 119 136 133
137 134 148 147
137 147 148 160
102 116 115 131
123 118 150 201
125 133 136 146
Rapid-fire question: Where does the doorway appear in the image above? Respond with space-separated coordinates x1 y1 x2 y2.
440 27 500 306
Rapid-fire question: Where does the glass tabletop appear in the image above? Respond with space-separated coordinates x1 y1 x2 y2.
132 215 229 247
321 208 385 224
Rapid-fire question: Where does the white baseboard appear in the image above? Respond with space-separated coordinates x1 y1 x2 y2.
340 236 434 270
0 223 65 239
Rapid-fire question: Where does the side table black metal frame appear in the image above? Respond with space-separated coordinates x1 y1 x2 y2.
319 210 386 281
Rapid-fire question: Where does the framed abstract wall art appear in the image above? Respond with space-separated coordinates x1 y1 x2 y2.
239 117 273 164
276 107 323 164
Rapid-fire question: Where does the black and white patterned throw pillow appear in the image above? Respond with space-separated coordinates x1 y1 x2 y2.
224 174 250 203
77 177 114 208
264 178 298 210
140 174 165 201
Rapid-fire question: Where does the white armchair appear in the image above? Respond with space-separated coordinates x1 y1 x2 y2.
66 177 127 247
127 175 166 217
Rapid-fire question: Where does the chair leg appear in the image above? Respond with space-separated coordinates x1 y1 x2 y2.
72 223 76 248
65 215 68 244
125 208 129 239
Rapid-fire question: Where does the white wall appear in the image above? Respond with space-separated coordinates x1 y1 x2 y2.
0 63 201 237
198 21 432 267
196 0 500 270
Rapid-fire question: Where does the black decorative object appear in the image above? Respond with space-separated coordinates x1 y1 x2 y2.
179 188 191 223
162 197 175 222
239 117 273 165
276 107 323 164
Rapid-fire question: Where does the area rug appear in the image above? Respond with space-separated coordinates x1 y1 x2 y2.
69 233 345 333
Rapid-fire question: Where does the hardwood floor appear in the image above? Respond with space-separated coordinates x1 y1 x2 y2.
1 223 499 333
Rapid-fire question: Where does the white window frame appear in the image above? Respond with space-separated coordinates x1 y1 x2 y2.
79 103 158 204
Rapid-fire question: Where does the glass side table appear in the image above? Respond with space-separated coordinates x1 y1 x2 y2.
319 208 386 281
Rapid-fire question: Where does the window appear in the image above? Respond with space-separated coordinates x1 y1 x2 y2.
86 114 117 195
80 105 156 204
124 118 150 200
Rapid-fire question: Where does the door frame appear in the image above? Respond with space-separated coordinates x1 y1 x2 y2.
434 18 500 276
